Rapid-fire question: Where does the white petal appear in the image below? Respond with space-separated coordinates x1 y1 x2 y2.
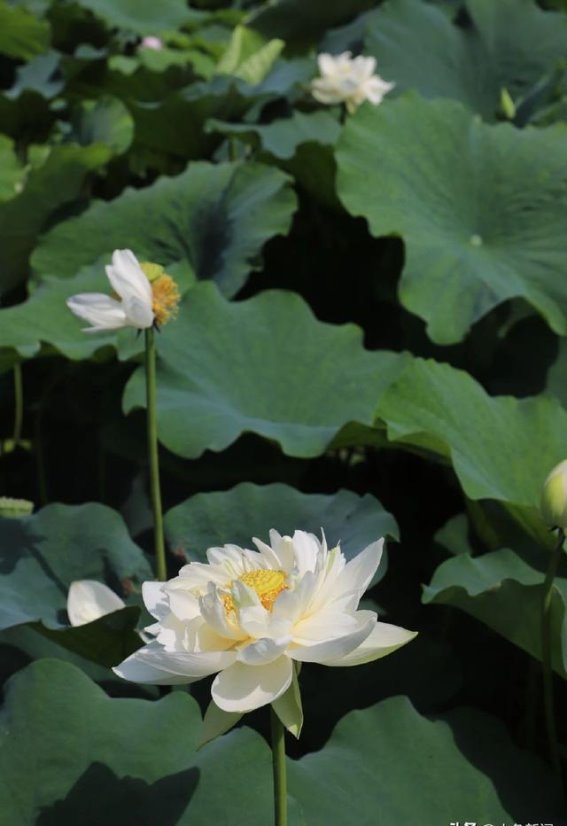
311 81 345 106
198 701 242 749
122 295 154 329
167 588 201 622
67 580 125 626
291 611 376 664
237 637 290 666
318 53 339 76
200 584 247 641
67 294 128 330
322 621 417 667
271 665 303 738
113 641 236 685
331 539 383 608
240 604 293 641
293 605 360 643
142 581 168 620
211 656 292 713
106 249 152 305
252 534 285 569
292 530 322 575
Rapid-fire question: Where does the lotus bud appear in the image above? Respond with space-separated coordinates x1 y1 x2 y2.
0 497 33 517
541 460 567 530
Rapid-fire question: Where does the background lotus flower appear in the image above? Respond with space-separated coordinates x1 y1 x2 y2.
311 51 394 114
114 530 416 735
140 36 163 50
66 249 155 332
67 580 125 626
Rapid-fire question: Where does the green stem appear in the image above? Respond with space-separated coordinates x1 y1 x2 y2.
270 707 287 826
145 328 166 582
13 363 23 445
542 531 563 787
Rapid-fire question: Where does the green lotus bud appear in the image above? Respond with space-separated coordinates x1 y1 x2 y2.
0 497 33 517
500 87 516 120
541 460 567 529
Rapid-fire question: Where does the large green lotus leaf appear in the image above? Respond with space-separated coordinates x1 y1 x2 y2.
336 95 567 344
0 502 151 632
207 110 341 161
32 161 297 298
165 483 397 585
424 544 567 676
247 0 374 43
0 266 119 363
363 0 567 118
0 259 195 367
3 663 561 826
0 659 282 826
74 0 203 36
0 144 111 295
207 111 341 206
123 283 404 459
375 357 567 510
288 696 564 824
0 0 50 59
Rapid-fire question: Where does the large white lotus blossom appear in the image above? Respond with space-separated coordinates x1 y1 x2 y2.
311 51 394 114
67 580 126 626
114 530 416 733
67 249 155 332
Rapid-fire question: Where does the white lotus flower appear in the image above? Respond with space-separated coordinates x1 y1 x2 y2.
114 530 416 734
67 580 125 626
311 51 394 114
66 249 155 332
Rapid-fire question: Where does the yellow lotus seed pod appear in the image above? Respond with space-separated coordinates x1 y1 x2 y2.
541 460 567 529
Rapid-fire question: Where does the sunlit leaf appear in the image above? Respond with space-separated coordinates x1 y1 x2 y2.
33 161 297 298
124 284 404 458
165 482 397 585
337 95 567 343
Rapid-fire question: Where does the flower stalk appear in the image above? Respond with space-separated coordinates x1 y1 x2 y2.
144 327 166 582
13 362 23 446
541 530 563 787
270 707 287 826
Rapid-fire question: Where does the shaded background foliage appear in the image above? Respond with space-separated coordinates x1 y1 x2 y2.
1 0 567 824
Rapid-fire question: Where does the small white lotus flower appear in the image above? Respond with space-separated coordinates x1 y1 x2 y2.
140 36 163 50
311 51 394 114
114 530 416 736
67 249 155 332
67 580 126 626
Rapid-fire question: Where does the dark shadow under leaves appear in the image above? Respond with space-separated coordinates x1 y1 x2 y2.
36 762 199 826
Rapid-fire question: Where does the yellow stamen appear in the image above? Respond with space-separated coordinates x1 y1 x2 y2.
150 274 180 326
223 569 288 614
139 261 180 327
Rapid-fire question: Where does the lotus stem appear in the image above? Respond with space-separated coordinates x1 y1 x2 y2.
270 706 287 826
144 327 166 582
13 362 23 446
541 530 563 787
